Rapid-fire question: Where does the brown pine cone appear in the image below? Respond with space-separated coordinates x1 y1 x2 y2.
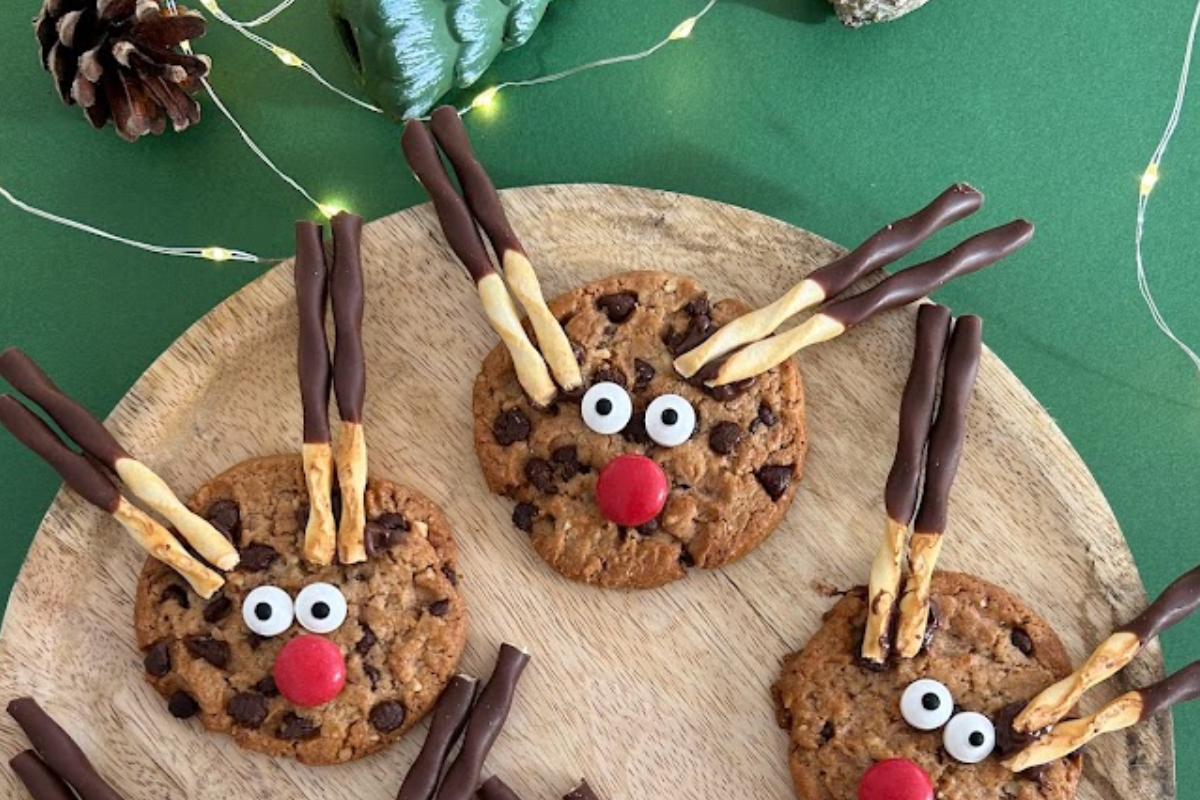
33 0 211 142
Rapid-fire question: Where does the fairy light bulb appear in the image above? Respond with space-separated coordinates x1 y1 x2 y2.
1140 163 1160 197
199 0 221 12
202 247 233 262
318 203 345 218
669 17 698 40
472 87 500 110
272 46 303 67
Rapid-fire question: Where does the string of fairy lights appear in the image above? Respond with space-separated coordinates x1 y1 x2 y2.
0 0 718 265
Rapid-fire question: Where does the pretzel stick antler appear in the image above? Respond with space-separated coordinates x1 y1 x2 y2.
401 118 559 408
702 221 1029 386
1013 563 1200 733
330 213 369 564
861 304 952 665
429 107 582 394
0 396 223 597
295 222 337 566
8 698 125 800
0 348 237 571
893 315 982 658
674 184 982 378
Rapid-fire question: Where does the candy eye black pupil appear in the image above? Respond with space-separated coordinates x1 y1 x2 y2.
596 398 613 416
312 601 330 620
661 408 679 426
254 603 272 621
968 731 985 747
921 693 941 711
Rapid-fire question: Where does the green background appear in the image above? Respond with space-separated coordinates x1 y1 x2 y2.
1 0 1198 794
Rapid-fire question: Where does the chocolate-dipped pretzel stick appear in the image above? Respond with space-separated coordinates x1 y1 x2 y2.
674 184 983 378
395 674 479 800
10 751 75 800
1014 563 1200 733
478 776 524 800
428 106 582 395
329 213 370 564
704 220 1030 386
1004 660 1200 772
401 119 558 407
0 348 238 571
861 304 952 665
295 222 337 566
7 698 125 800
894 315 982 658
435 644 530 800
0 396 223 597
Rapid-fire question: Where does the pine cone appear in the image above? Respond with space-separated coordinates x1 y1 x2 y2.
34 0 211 142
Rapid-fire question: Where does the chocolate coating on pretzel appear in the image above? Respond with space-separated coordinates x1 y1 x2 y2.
436 644 530 800
330 213 366 424
0 348 129 467
295 222 332 444
7 698 125 800
401 120 496 283
911 316 981 535
430 106 523 259
563 780 602 800
0 396 119 513
1138 660 1200 721
10 751 76 800
884 304 951 523
396 675 478 800
808 184 984 300
478 776 524 800
825 220 1034 329
1120 564 1200 643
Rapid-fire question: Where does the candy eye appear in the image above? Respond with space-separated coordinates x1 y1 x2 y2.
242 586 294 637
900 678 954 731
582 382 633 435
295 582 348 634
943 711 996 763
645 394 697 447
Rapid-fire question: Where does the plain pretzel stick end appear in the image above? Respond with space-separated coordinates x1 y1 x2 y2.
301 442 337 566
335 421 368 564
893 532 943 658
501 250 582 392
706 313 846 386
113 496 224 598
1013 630 1140 733
477 273 558 407
1003 691 1142 772
861 516 909 664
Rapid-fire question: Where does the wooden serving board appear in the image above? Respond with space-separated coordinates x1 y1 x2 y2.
0 185 1172 799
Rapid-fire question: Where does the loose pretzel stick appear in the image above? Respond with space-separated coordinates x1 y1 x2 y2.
7 698 126 800
478 776 524 800
894 315 982 658
1004 661 1200 772
862 304 951 664
0 397 223 597
330 213 369 565
1015 562 1200 732
706 220 1031 386
429 106 582 393
395 675 479 800
674 184 983 377
295 222 337 566
401 120 557 407
0 348 238 570
11 751 76 800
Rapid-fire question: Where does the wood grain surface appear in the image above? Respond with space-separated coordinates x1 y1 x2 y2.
0 185 1172 799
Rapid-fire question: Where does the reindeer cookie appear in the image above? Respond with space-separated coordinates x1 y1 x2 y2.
0 215 466 765
401 108 1032 589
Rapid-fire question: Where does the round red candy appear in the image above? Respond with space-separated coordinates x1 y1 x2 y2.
595 454 669 527
273 635 346 707
858 759 934 800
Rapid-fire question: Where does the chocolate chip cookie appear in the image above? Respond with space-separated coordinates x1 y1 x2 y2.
474 271 808 589
773 571 1082 800
134 455 466 765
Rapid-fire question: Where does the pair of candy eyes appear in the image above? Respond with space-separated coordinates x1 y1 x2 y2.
241 583 348 637
582 382 696 447
899 679 996 764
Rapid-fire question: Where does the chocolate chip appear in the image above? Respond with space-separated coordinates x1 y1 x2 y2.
356 622 377 656
591 366 627 389
525 458 557 494
185 636 230 669
228 692 268 729
368 700 407 733
819 720 835 744
364 664 381 690
428 599 451 617
159 584 190 610
442 563 459 586
570 341 586 365
552 445 587 480
364 521 391 558
295 502 310 531
512 502 538 532
994 701 1039 758
246 632 266 651
622 410 652 445
239 543 279 572
167 691 199 719
756 465 794 501
691 360 755 402
254 675 279 697
758 403 780 427
664 312 716 357
377 512 409 533
493 408 532 446
1011 627 1035 656
679 547 696 568
636 518 659 535
144 642 171 677
708 421 743 455
206 500 241 544
202 594 233 623
596 292 638 323
277 712 320 740
633 358 655 390
685 296 712 317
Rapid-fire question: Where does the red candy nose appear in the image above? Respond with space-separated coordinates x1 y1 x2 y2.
273 635 346 707
595 454 669 527
858 759 933 800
